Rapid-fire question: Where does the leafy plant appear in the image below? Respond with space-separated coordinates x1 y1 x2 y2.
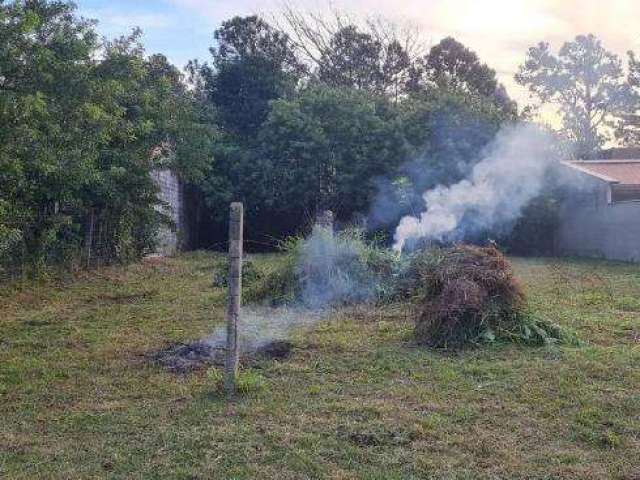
207 368 266 396
0 1 214 276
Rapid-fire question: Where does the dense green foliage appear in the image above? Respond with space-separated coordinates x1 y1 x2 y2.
195 15 303 140
0 4 524 271
258 87 408 231
189 15 516 246
368 88 511 231
12 3 640 272
0 1 213 275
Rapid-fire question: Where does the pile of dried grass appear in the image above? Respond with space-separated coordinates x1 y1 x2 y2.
413 245 571 349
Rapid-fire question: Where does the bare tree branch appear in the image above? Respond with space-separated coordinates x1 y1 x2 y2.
273 2 425 70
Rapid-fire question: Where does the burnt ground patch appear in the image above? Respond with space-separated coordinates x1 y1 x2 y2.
148 339 294 374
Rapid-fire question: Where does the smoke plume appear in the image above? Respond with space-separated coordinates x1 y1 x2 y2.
204 306 324 352
205 225 378 351
296 226 378 308
394 124 559 251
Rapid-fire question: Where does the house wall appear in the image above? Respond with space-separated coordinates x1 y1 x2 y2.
151 169 184 255
555 177 640 262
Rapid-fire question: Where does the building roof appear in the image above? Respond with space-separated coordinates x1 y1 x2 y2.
562 160 640 185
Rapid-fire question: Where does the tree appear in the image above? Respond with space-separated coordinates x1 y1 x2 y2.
86 32 214 261
318 25 383 92
382 40 412 102
0 1 213 274
0 0 99 271
278 6 420 99
368 88 511 230
196 15 303 140
516 34 631 158
420 37 516 114
197 85 410 241
212 15 301 69
616 50 640 145
425 37 498 96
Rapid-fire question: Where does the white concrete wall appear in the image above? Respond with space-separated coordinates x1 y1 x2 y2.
151 169 183 256
555 177 640 262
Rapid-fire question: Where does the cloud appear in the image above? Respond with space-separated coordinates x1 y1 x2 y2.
167 0 279 23
83 0 640 109
82 9 174 32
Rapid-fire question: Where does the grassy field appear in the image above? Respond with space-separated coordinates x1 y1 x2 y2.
1 252 639 479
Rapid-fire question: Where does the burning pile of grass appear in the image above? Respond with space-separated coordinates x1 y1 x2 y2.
412 245 573 349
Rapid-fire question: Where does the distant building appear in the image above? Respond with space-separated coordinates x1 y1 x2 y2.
556 160 640 262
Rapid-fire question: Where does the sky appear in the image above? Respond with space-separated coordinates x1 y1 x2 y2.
77 0 640 111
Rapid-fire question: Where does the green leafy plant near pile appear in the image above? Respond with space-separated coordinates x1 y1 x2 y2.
207 368 266 396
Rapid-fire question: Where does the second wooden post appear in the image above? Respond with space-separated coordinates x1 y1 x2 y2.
225 202 243 397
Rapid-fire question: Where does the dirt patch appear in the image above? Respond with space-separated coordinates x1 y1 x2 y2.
148 340 294 374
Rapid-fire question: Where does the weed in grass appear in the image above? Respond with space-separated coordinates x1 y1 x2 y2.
207 368 266 396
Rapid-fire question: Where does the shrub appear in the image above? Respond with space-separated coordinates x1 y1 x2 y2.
243 242 300 305
213 258 263 288
244 227 399 307
502 193 560 256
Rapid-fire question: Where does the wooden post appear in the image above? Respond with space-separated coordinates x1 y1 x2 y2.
85 208 95 268
225 202 243 397
316 210 334 232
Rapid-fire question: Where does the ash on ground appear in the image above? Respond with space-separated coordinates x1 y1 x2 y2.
149 339 293 374
149 306 324 373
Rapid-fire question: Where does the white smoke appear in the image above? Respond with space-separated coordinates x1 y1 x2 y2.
204 306 324 351
296 225 377 308
206 225 377 351
394 124 559 251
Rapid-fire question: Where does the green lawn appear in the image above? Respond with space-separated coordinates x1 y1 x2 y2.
1 253 638 479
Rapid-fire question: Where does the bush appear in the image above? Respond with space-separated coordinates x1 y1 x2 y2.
243 243 300 305
411 245 574 349
244 226 399 307
502 193 560 256
213 258 263 288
